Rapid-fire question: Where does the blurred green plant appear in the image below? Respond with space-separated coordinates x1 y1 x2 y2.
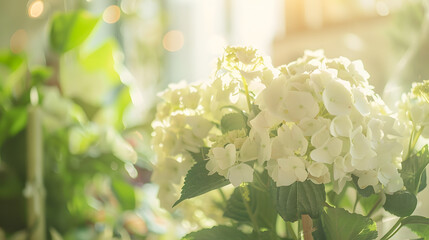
0 9 159 240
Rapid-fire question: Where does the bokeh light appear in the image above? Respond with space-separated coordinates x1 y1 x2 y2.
162 30 184 52
28 0 44 18
103 5 121 24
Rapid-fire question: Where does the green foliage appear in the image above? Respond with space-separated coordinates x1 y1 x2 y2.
352 175 375 197
224 181 277 229
401 145 429 194
359 194 380 216
402 216 429 239
189 147 210 162
321 207 377 240
220 112 248 134
383 191 417 217
181 226 250 240
276 180 325 222
111 179 136 211
50 10 99 53
173 160 230 207
60 40 122 106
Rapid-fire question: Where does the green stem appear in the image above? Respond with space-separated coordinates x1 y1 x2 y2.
239 186 260 238
237 68 252 113
26 106 46 240
353 193 360 213
218 188 227 206
366 195 382 217
286 222 298 240
380 217 404 240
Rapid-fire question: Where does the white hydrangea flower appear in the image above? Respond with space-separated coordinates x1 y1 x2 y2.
207 144 237 175
152 47 410 214
271 124 308 159
322 80 353 116
308 162 330 184
269 156 308 187
227 163 254 187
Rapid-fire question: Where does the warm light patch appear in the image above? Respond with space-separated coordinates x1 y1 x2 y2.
28 0 44 18
10 29 28 54
103 5 121 24
375 1 389 16
162 30 184 52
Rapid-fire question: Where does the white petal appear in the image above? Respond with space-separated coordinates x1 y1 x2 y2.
240 137 258 162
352 88 371 116
311 126 330 148
308 162 328 177
327 137 342 157
330 115 352 137
323 80 353 115
310 147 333 164
283 91 319 121
186 116 213 139
277 168 298 186
227 163 254 187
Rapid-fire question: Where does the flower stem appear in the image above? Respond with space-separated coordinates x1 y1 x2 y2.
302 214 314 240
353 193 360 213
239 185 260 237
366 194 382 218
26 106 46 240
380 217 404 240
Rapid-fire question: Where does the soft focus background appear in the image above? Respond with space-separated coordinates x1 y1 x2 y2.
0 0 428 239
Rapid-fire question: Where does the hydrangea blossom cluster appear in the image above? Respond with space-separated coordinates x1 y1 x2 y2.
398 80 429 141
151 47 407 211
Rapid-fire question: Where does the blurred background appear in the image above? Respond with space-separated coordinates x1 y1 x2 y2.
0 0 428 239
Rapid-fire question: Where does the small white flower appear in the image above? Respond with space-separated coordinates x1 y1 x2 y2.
311 126 331 148
323 80 353 115
271 124 308 159
330 115 353 137
308 162 331 184
310 137 342 164
227 163 254 187
186 115 213 139
210 144 237 170
356 170 379 189
352 88 371 116
274 156 308 186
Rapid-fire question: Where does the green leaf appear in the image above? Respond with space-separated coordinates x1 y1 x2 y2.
173 161 229 207
30 66 53 86
383 190 417 217
359 194 380 216
220 112 248 134
276 180 326 222
403 216 429 240
312 217 327 240
224 182 277 229
188 147 210 162
401 145 429 194
111 179 136 210
50 10 99 53
352 175 375 197
419 170 427 192
321 208 377 240
181 226 250 240
60 40 121 106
